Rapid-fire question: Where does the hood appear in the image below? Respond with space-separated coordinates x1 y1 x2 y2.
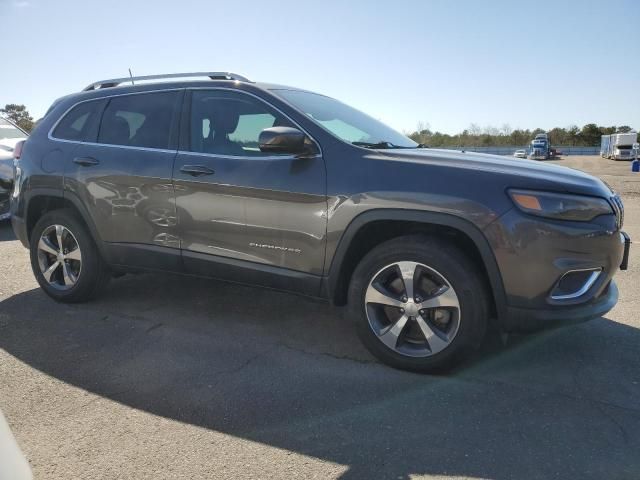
378 148 612 197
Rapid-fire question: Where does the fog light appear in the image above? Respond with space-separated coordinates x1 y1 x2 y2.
550 268 602 300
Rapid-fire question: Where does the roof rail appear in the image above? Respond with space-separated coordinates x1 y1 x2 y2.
82 72 251 91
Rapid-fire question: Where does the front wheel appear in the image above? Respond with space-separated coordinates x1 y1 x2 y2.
348 235 489 373
29 209 109 303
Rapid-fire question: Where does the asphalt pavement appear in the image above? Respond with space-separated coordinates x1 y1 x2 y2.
1 155 639 479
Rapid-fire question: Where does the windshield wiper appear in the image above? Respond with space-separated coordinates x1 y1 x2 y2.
352 141 410 149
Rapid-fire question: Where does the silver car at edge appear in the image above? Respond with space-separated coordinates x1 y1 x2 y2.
0 116 28 221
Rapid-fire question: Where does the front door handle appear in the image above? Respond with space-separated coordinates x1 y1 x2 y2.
73 156 100 167
180 165 215 177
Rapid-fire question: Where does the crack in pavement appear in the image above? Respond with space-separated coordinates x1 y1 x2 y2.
145 322 163 334
276 342 379 365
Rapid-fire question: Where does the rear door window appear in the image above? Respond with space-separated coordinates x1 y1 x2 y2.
98 91 180 149
52 100 105 142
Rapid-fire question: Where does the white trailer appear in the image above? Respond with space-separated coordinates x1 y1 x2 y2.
610 132 637 160
601 132 637 160
600 135 611 157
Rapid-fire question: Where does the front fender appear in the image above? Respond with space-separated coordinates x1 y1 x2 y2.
324 207 507 323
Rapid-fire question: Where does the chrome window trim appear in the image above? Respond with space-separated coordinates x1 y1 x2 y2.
48 139 178 155
550 268 602 301
47 88 184 151
176 149 320 162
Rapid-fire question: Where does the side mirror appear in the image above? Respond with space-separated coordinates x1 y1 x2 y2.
259 127 306 154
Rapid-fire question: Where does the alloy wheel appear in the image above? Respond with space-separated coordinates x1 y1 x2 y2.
364 261 461 357
36 224 82 290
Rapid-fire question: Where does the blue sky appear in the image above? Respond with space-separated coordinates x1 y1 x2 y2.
1 0 638 134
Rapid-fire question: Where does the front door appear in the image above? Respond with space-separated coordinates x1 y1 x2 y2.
173 89 327 291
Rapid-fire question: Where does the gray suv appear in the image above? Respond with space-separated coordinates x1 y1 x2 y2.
10 72 631 372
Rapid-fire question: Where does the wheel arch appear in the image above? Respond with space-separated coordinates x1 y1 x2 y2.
324 209 507 323
25 190 104 256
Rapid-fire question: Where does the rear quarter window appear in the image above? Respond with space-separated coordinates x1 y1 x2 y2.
52 100 105 142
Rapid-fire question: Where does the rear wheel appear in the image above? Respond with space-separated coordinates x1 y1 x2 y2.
30 209 109 302
348 235 488 372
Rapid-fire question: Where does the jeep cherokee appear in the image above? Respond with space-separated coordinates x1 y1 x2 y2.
10 72 631 372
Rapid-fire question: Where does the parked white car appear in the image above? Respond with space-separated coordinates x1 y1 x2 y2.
513 149 527 158
0 116 28 221
0 410 32 480
0 116 27 152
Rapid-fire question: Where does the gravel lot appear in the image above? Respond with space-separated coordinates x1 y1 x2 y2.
1 155 639 480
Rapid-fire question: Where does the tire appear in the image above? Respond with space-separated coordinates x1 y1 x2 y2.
348 235 488 373
29 209 109 303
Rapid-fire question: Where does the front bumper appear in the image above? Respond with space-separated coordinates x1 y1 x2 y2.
485 206 629 331
503 280 619 332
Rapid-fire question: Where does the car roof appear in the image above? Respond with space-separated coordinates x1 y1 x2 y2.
53 79 313 107
85 70 314 92
46 77 331 123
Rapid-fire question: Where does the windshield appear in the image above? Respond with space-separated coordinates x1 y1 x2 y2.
0 118 26 140
273 89 417 148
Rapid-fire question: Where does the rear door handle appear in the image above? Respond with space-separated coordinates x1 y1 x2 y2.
180 165 215 177
73 156 100 167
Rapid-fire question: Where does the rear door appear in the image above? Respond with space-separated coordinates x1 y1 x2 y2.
58 90 183 269
173 89 327 289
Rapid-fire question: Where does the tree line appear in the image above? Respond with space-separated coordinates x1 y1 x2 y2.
408 122 637 148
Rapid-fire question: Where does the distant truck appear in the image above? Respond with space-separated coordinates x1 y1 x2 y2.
529 133 550 160
601 132 638 160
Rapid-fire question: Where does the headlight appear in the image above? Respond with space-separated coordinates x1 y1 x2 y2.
508 189 613 222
